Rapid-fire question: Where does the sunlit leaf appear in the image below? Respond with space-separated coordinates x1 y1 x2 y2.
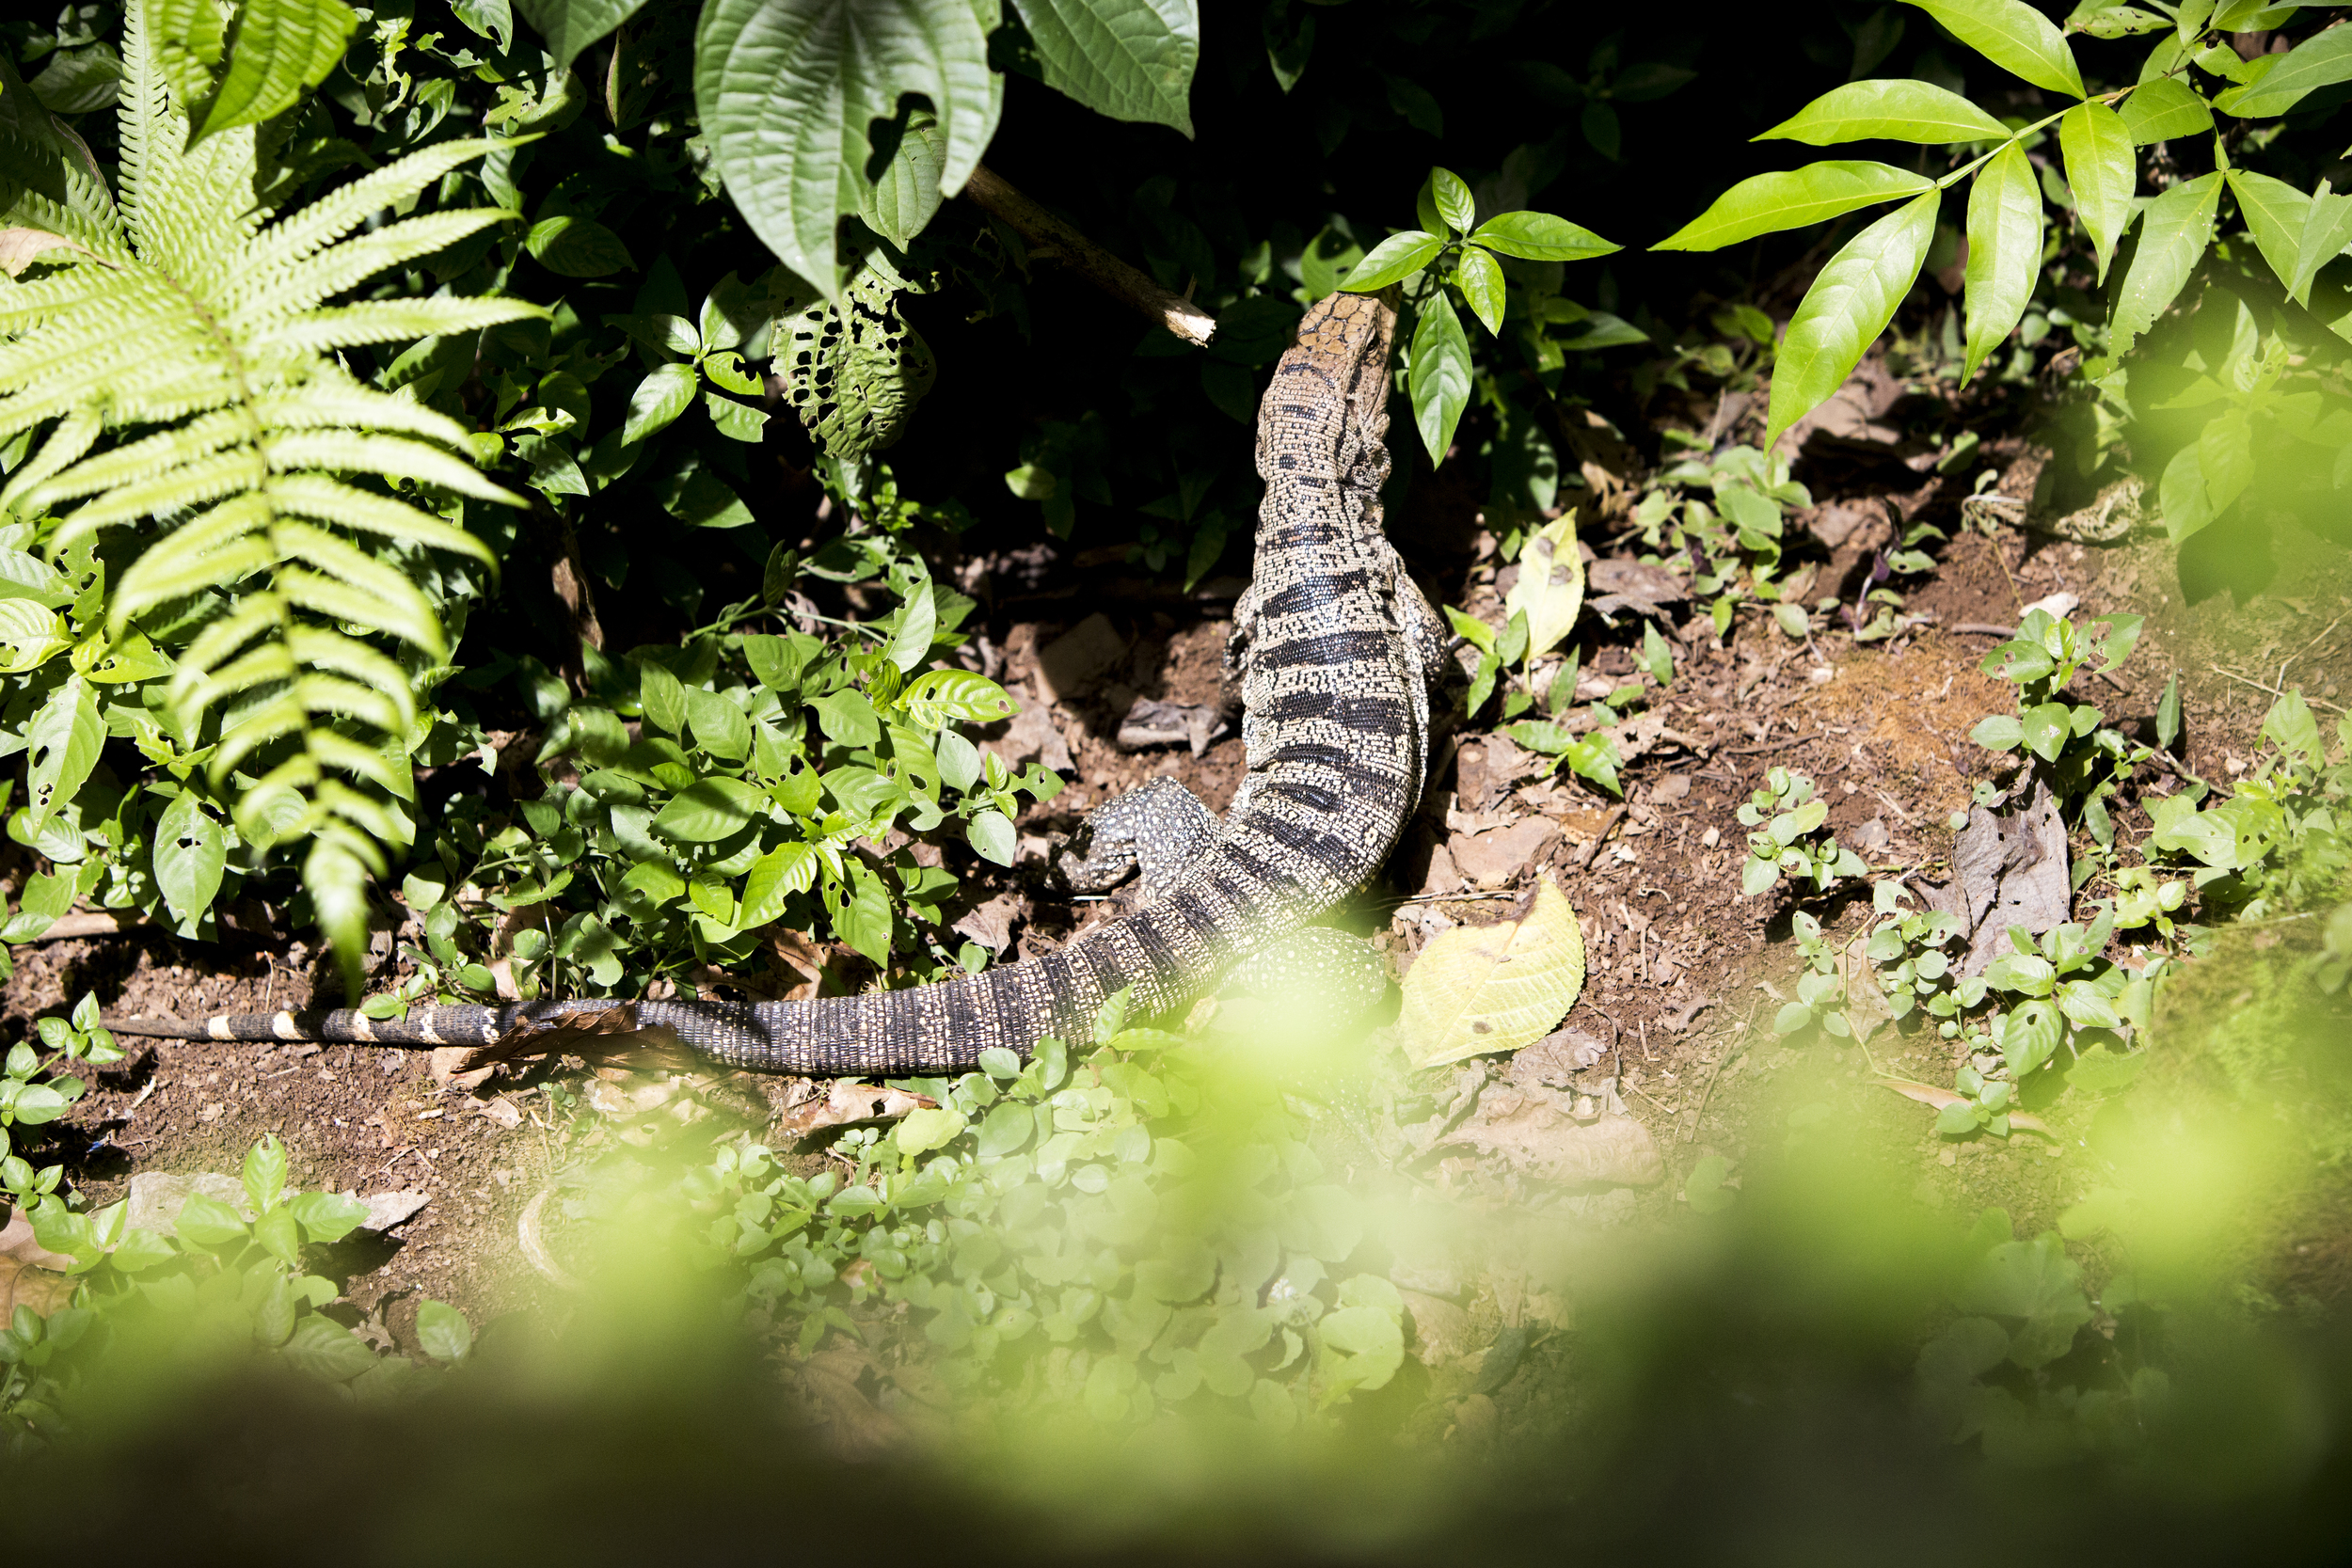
1398 877 1586 1067
1654 161 1932 252
1756 78 2011 145
1764 191 1939 448
2058 99 2133 282
1901 0 2085 97
1963 141 2042 381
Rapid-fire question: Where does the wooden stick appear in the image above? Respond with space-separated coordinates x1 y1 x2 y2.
961 165 1217 348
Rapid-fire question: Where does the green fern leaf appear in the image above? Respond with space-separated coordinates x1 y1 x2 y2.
0 9 532 989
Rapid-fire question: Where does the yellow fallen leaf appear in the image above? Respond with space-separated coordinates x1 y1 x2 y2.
1503 512 1584 662
1399 877 1586 1068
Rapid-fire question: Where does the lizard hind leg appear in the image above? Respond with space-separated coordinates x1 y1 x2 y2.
1054 775 1220 905
1224 925 1391 1024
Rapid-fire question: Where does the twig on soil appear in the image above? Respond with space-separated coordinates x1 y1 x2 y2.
1951 622 2016 637
1570 805 1631 870
1724 734 1811 755
961 165 1218 347
1682 1040 1740 1145
2211 663 2346 713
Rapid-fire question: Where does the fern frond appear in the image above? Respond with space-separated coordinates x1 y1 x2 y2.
251 381 473 451
274 558 447 658
0 404 103 514
267 475 494 564
249 297 543 356
228 210 517 322
261 431 524 503
0 267 114 335
236 138 512 281
18 407 260 508
10 19 532 986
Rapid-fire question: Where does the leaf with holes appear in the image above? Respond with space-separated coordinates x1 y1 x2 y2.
777 265 937 459
24 676 100 835
901 669 1019 726
1399 877 1586 1067
153 790 227 926
2112 172 2220 356
1502 514 1585 661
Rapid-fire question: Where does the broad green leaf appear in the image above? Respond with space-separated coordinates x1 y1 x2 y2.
24 675 101 833
696 0 997 292
660 467 755 530
2111 172 2220 355
1009 0 1198 134
1901 0 2085 97
1956 1233 2090 1370
287 1190 367 1244
1654 162 1932 252
1502 514 1584 661
2227 169 2311 295
739 842 818 927
2120 76 2213 143
513 0 652 72
196 0 360 143
901 669 1019 725
1429 166 1476 236
2290 180 2352 306
1408 290 1473 465
2214 22 2352 118
1755 78 2011 145
2058 100 2134 281
1963 142 2042 381
2068 3 2170 37
1398 877 1585 1067
686 687 753 761
621 362 697 445
884 578 936 673
2263 687 2325 767
416 1298 475 1361
967 806 1016 864
524 215 633 277
1764 191 1940 449
174 1192 248 1249
653 777 767 841
859 109 946 247
1340 229 1444 291
281 1316 377 1382
244 1135 289 1213
153 790 227 925
1466 211 1619 261
833 858 893 962
1455 245 1505 335
895 1105 967 1155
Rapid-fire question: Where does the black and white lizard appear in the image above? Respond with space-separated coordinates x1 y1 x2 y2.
104 291 1454 1076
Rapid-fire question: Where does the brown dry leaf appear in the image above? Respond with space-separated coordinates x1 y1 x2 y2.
0 1208 76 1320
772 1080 937 1142
1399 877 1587 1067
796 1346 907 1460
0 227 88 277
1927 774 2072 976
1438 1087 1665 1187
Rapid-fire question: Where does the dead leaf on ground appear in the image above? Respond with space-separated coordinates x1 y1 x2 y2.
1117 696 1227 755
1438 1086 1664 1187
0 1208 76 1319
1505 1027 1612 1088
951 890 1024 958
1924 773 2071 976
771 1080 938 1142
1399 877 1587 1067
1448 816 1563 890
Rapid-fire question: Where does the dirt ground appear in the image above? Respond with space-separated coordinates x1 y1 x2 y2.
11 378 2349 1362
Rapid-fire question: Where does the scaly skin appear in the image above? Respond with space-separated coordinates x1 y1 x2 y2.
104 292 1452 1075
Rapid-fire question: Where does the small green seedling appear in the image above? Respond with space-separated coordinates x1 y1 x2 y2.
1968 609 2150 844
1739 768 1867 896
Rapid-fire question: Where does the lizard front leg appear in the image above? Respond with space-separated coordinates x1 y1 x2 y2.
1052 775 1219 907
